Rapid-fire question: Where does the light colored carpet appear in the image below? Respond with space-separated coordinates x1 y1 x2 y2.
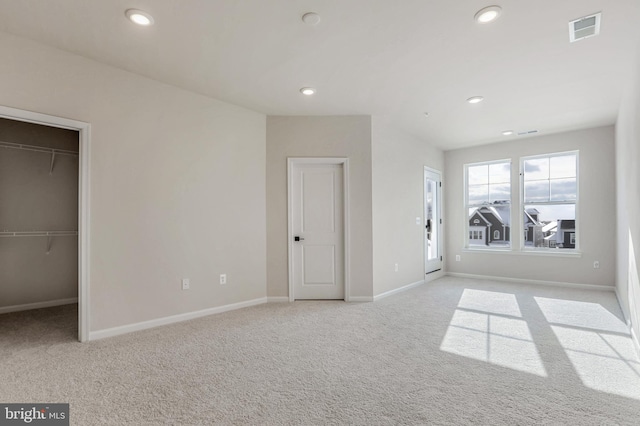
2 276 640 425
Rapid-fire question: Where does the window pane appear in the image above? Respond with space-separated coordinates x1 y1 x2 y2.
550 178 577 201
524 158 549 181
524 181 549 203
489 183 510 203
468 184 488 205
489 162 510 184
466 161 511 249
468 165 488 185
523 204 575 249
468 206 511 248
550 155 576 179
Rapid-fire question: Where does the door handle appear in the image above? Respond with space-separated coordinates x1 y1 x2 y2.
294 236 305 242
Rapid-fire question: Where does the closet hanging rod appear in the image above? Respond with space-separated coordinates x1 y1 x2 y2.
0 231 78 237
0 140 79 157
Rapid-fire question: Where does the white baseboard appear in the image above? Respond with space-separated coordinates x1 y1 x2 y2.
89 297 267 341
446 272 615 292
613 289 640 358
349 296 374 302
267 297 289 303
374 280 425 301
0 297 78 314
614 289 632 327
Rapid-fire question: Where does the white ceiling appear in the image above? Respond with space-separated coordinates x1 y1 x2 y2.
0 0 638 150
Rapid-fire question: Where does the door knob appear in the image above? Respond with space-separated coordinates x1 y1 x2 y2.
294 236 305 242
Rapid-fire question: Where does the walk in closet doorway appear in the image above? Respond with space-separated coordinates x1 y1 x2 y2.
0 107 90 342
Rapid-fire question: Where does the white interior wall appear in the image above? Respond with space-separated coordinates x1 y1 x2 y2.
266 116 373 299
615 50 640 343
371 118 444 296
2 24 632 341
0 32 267 332
444 126 616 287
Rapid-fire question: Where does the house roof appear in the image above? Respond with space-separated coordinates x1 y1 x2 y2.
559 220 576 229
470 210 491 226
471 205 511 226
490 206 511 226
0 1 638 150
542 221 558 233
524 211 540 226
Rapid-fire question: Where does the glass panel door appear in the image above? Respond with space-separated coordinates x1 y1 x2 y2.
425 168 442 274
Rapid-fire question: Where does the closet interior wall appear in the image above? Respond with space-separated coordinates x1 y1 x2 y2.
0 117 79 311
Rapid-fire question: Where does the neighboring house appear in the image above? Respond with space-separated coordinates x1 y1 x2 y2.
556 219 576 248
469 205 510 246
542 221 558 248
470 206 575 249
524 208 543 245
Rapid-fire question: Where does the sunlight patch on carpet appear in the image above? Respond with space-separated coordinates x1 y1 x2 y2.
550 325 640 400
534 297 629 334
440 307 547 377
457 289 522 317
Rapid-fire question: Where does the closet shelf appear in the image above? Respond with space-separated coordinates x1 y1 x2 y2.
0 231 78 237
0 140 79 175
0 140 78 156
0 231 78 254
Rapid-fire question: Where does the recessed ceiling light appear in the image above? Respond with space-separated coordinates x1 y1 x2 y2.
423 112 430 117
474 6 502 24
300 87 316 96
502 130 514 136
125 9 154 26
302 12 321 26
467 96 484 104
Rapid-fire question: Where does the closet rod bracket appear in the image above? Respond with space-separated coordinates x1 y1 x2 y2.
49 150 56 175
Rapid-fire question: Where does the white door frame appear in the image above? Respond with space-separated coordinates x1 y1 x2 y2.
0 105 91 343
424 166 443 275
287 158 350 302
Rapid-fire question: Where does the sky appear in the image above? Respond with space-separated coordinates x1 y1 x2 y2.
467 156 577 223
468 155 577 209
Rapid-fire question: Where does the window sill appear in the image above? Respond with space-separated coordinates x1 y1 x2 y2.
463 248 582 258
518 249 582 258
463 247 511 254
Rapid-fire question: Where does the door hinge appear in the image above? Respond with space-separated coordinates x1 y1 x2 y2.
439 219 442 224
440 256 443 261
439 181 442 187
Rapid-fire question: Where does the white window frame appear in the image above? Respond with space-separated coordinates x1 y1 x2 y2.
519 150 579 253
464 159 512 251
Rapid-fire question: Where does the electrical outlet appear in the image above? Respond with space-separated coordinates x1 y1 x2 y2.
220 274 227 285
394 263 399 272
181 278 190 290
593 261 600 269
456 255 461 262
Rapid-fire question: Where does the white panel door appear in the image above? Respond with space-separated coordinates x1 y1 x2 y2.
292 163 344 299
425 167 443 274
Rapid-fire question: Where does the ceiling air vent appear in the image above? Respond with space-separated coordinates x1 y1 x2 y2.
517 130 538 136
569 12 601 43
